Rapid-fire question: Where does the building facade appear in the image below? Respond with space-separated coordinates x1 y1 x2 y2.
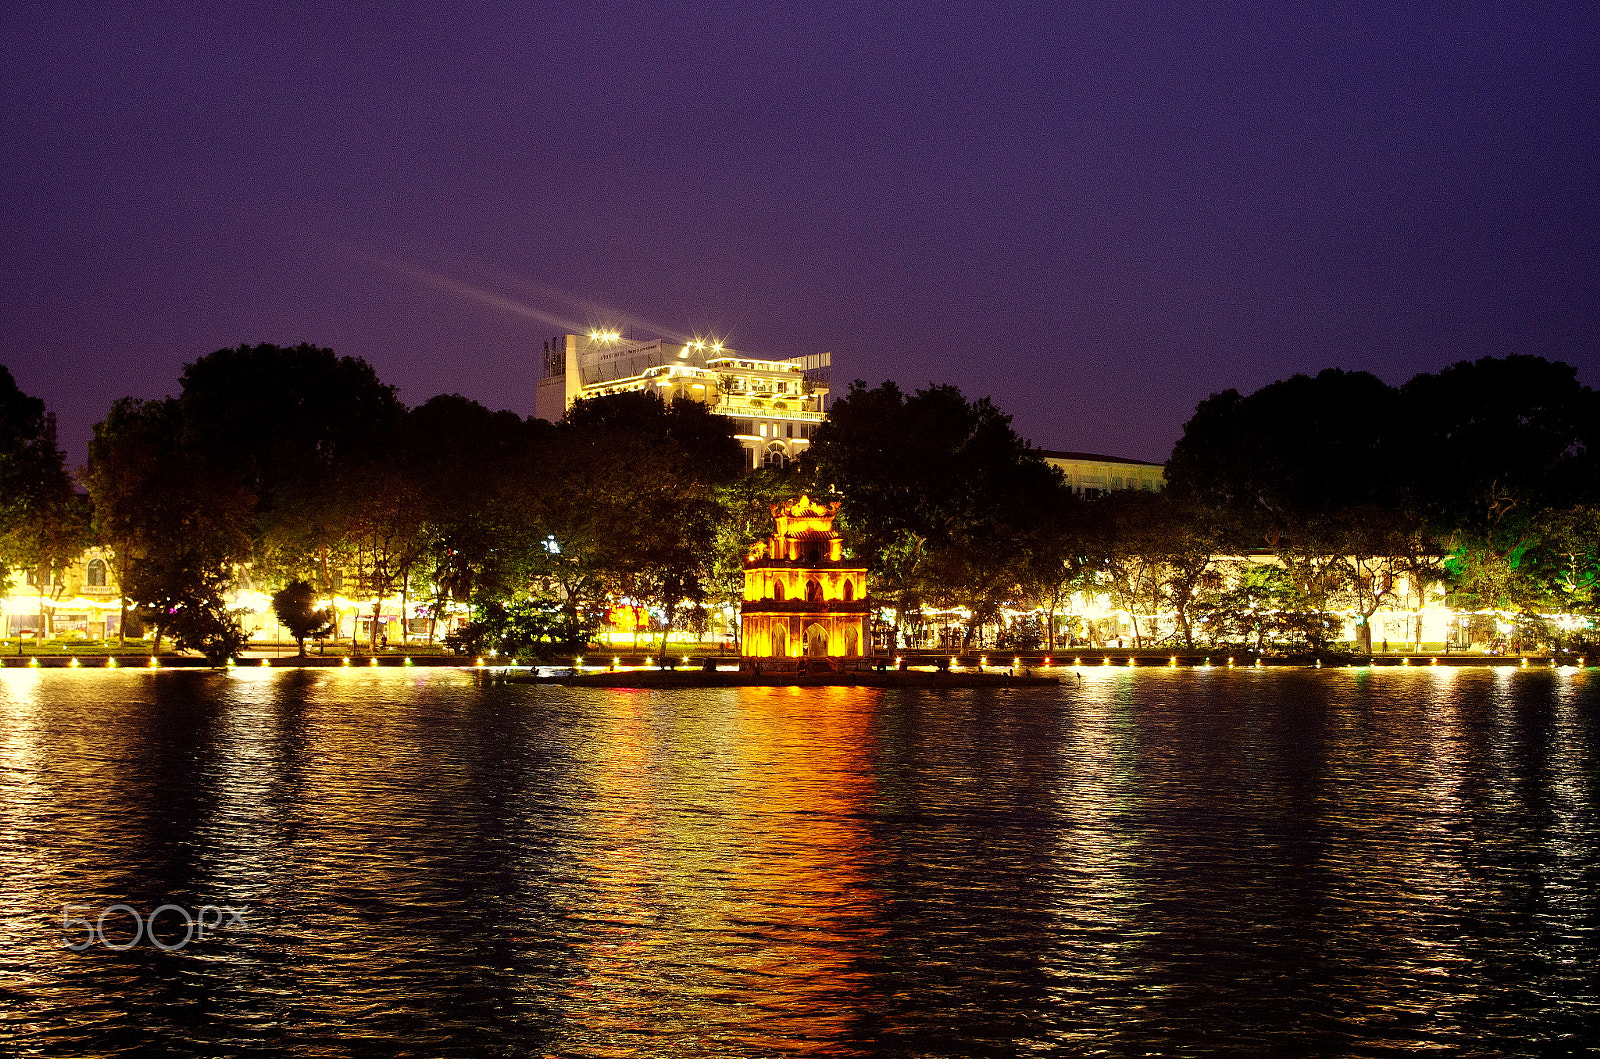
4 548 123 639
536 332 831 470
1039 450 1166 494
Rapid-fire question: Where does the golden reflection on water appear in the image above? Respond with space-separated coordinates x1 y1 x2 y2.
1042 671 1145 1045
552 684 885 1056
0 671 50 953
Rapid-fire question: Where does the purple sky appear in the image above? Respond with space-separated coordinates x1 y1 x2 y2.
4 3 1597 465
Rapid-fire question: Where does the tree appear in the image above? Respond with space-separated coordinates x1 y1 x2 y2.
1400 356 1600 643
445 596 597 663
404 395 551 642
1398 356 1597 538
1156 501 1233 651
1210 563 1295 652
272 580 332 657
542 390 745 658
87 397 253 652
802 381 1070 648
174 343 404 584
1014 490 1097 652
342 463 431 649
163 585 249 664
7 487 91 640
707 468 799 650
1166 368 1400 536
0 365 85 619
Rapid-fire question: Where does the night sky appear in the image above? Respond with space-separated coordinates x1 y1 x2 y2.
5 3 1597 465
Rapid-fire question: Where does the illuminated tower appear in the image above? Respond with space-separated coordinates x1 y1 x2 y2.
741 495 869 662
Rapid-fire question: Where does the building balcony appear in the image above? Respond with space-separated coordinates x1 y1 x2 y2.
715 400 825 421
740 599 872 615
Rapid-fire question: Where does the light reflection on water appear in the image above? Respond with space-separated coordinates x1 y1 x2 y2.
0 667 1595 1056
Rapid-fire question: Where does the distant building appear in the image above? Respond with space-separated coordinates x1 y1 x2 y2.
4 548 123 639
536 331 831 470
1039 450 1165 495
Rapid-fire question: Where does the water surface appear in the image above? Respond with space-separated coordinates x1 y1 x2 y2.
1 667 1595 1056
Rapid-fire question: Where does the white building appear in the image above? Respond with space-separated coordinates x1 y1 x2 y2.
536 331 831 470
1039 450 1166 494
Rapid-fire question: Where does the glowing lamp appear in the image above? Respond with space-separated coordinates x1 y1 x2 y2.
1430 657 1438 665
404 657 412 666
369 657 378 666
476 657 484 666
27 657 39 668
106 658 117 668
148 657 158 668
1169 656 1177 666
69 657 80 668
260 658 270 667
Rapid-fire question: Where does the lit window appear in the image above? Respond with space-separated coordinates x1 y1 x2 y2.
87 559 107 587
759 423 768 437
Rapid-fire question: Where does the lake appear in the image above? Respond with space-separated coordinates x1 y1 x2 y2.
1 667 1595 1056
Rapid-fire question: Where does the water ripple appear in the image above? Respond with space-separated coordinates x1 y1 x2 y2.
0 667 1594 1055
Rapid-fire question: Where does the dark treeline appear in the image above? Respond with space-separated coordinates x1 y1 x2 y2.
1159 357 1600 653
73 344 753 661
2 346 1597 662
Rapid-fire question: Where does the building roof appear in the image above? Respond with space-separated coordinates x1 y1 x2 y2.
1037 449 1165 467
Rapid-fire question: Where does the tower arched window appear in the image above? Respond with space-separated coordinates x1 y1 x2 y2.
842 580 854 601
805 579 822 602
86 558 107 587
773 581 785 601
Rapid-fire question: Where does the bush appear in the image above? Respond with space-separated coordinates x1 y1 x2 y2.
443 596 596 664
